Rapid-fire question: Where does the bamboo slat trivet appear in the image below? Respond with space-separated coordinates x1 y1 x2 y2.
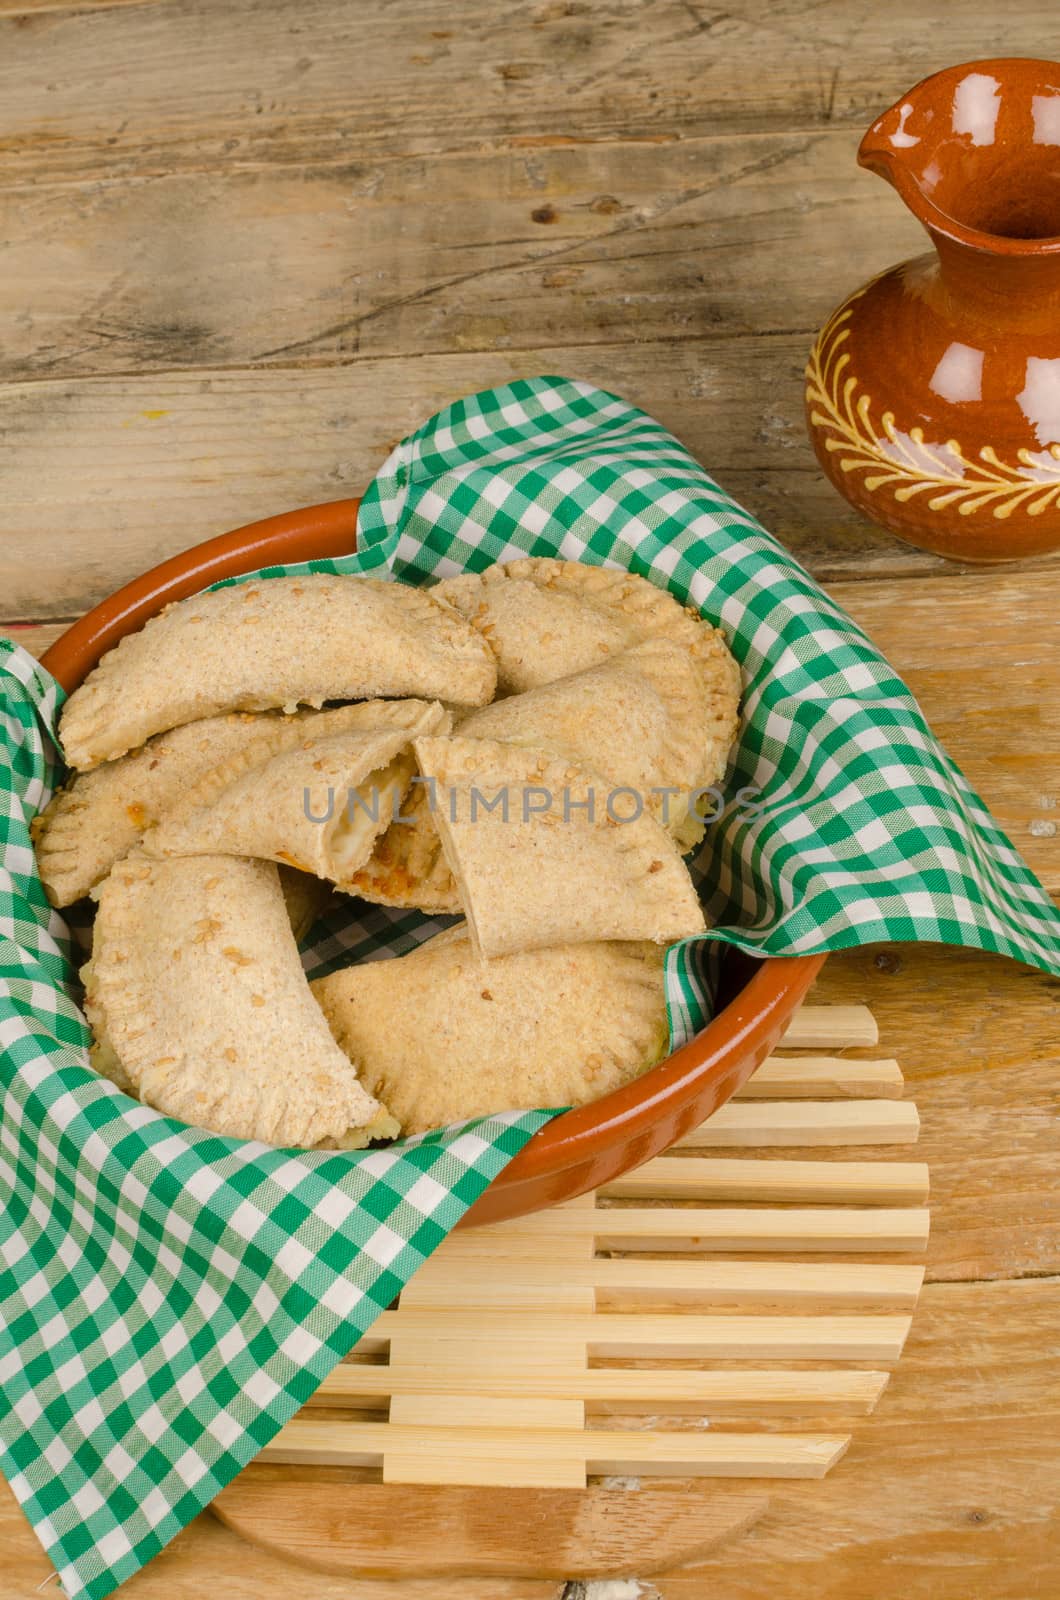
214 1003 929 1576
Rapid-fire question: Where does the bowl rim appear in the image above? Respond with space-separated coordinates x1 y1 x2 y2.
40 497 825 1201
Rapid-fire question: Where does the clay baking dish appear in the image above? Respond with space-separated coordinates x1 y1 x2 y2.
40 498 825 1228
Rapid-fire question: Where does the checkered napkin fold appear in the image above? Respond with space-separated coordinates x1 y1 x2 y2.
3 377 1059 1600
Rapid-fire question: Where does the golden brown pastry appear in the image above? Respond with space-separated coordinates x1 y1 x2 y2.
412 735 707 958
313 924 669 1132
33 700 449 907
435 558 739 700
85 853 397 1148
59 574 496 770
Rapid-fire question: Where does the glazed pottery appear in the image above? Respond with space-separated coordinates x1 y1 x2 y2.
806 59 1060 563
39 498 824 1229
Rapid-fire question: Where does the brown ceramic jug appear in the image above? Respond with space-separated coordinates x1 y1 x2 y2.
806 58 1060 562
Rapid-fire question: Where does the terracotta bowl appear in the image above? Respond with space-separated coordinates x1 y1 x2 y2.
40 498 825 1228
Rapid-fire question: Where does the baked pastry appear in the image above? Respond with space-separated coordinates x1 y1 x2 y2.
85 852 396 1147
412 735 707 957
33 699 449 907
144 707 449 886
458 636 737 847
59 574 496 769
41 557 735 1147
435 557 739 699
313 924 669 1132
349 636 737 909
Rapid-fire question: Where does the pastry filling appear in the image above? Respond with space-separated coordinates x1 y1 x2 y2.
329 754 417 876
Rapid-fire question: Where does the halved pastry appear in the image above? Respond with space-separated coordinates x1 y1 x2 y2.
412 735 707 958
33 699 449 907
59 573 497 770
313 924 669 1133
143 716 447 887
344 777 461 913
349 637 738 910
434 558 740 700
85 853 397 1148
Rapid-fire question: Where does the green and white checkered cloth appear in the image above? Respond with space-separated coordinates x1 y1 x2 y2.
2 376 1059 1600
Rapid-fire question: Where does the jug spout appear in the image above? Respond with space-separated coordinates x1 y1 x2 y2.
858 59 1060 254
857 96 925 183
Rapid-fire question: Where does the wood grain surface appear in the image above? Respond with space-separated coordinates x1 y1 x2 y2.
1 0 1057 1595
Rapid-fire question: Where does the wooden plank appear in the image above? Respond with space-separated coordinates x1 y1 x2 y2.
735 1056 905 1099
315 1363 891 1415
213 1479 772 1581
398 1256 925 1310
3 350 1060 615
358 1310 911 1362
0 1470 562 1600
263 1419 850 1480
603 1157 928 1205
810 946 1060 1282
677 1099 920 1146
1 1 1056 186
1 0 158 12
0 620 69 659
661 1277 1060 1599
447 1204 932 1254
0 129 919 382
833 574 1060 890
780 1005 878 1049
0 338 911 619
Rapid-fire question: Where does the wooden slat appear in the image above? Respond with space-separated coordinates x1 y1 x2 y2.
602 1157 928 1206
780 1006 879 1049
0 340 831 618
677 1100 920 1146
735 1056 904 1099
0 620 70 661
262 1419 850 1481
33 1278 1057 1598
447 1205 931 1254
401 1256 925 1310
386 1193 593 1481
358 1311 911 1363
315 1364 891 1415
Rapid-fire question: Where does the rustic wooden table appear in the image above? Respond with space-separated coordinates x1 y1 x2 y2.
2 2 1058 1596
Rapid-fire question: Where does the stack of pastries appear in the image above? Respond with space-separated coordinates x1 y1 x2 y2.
33 562 741 1148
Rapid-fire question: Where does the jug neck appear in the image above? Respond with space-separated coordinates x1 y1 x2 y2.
929 229 1060 328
